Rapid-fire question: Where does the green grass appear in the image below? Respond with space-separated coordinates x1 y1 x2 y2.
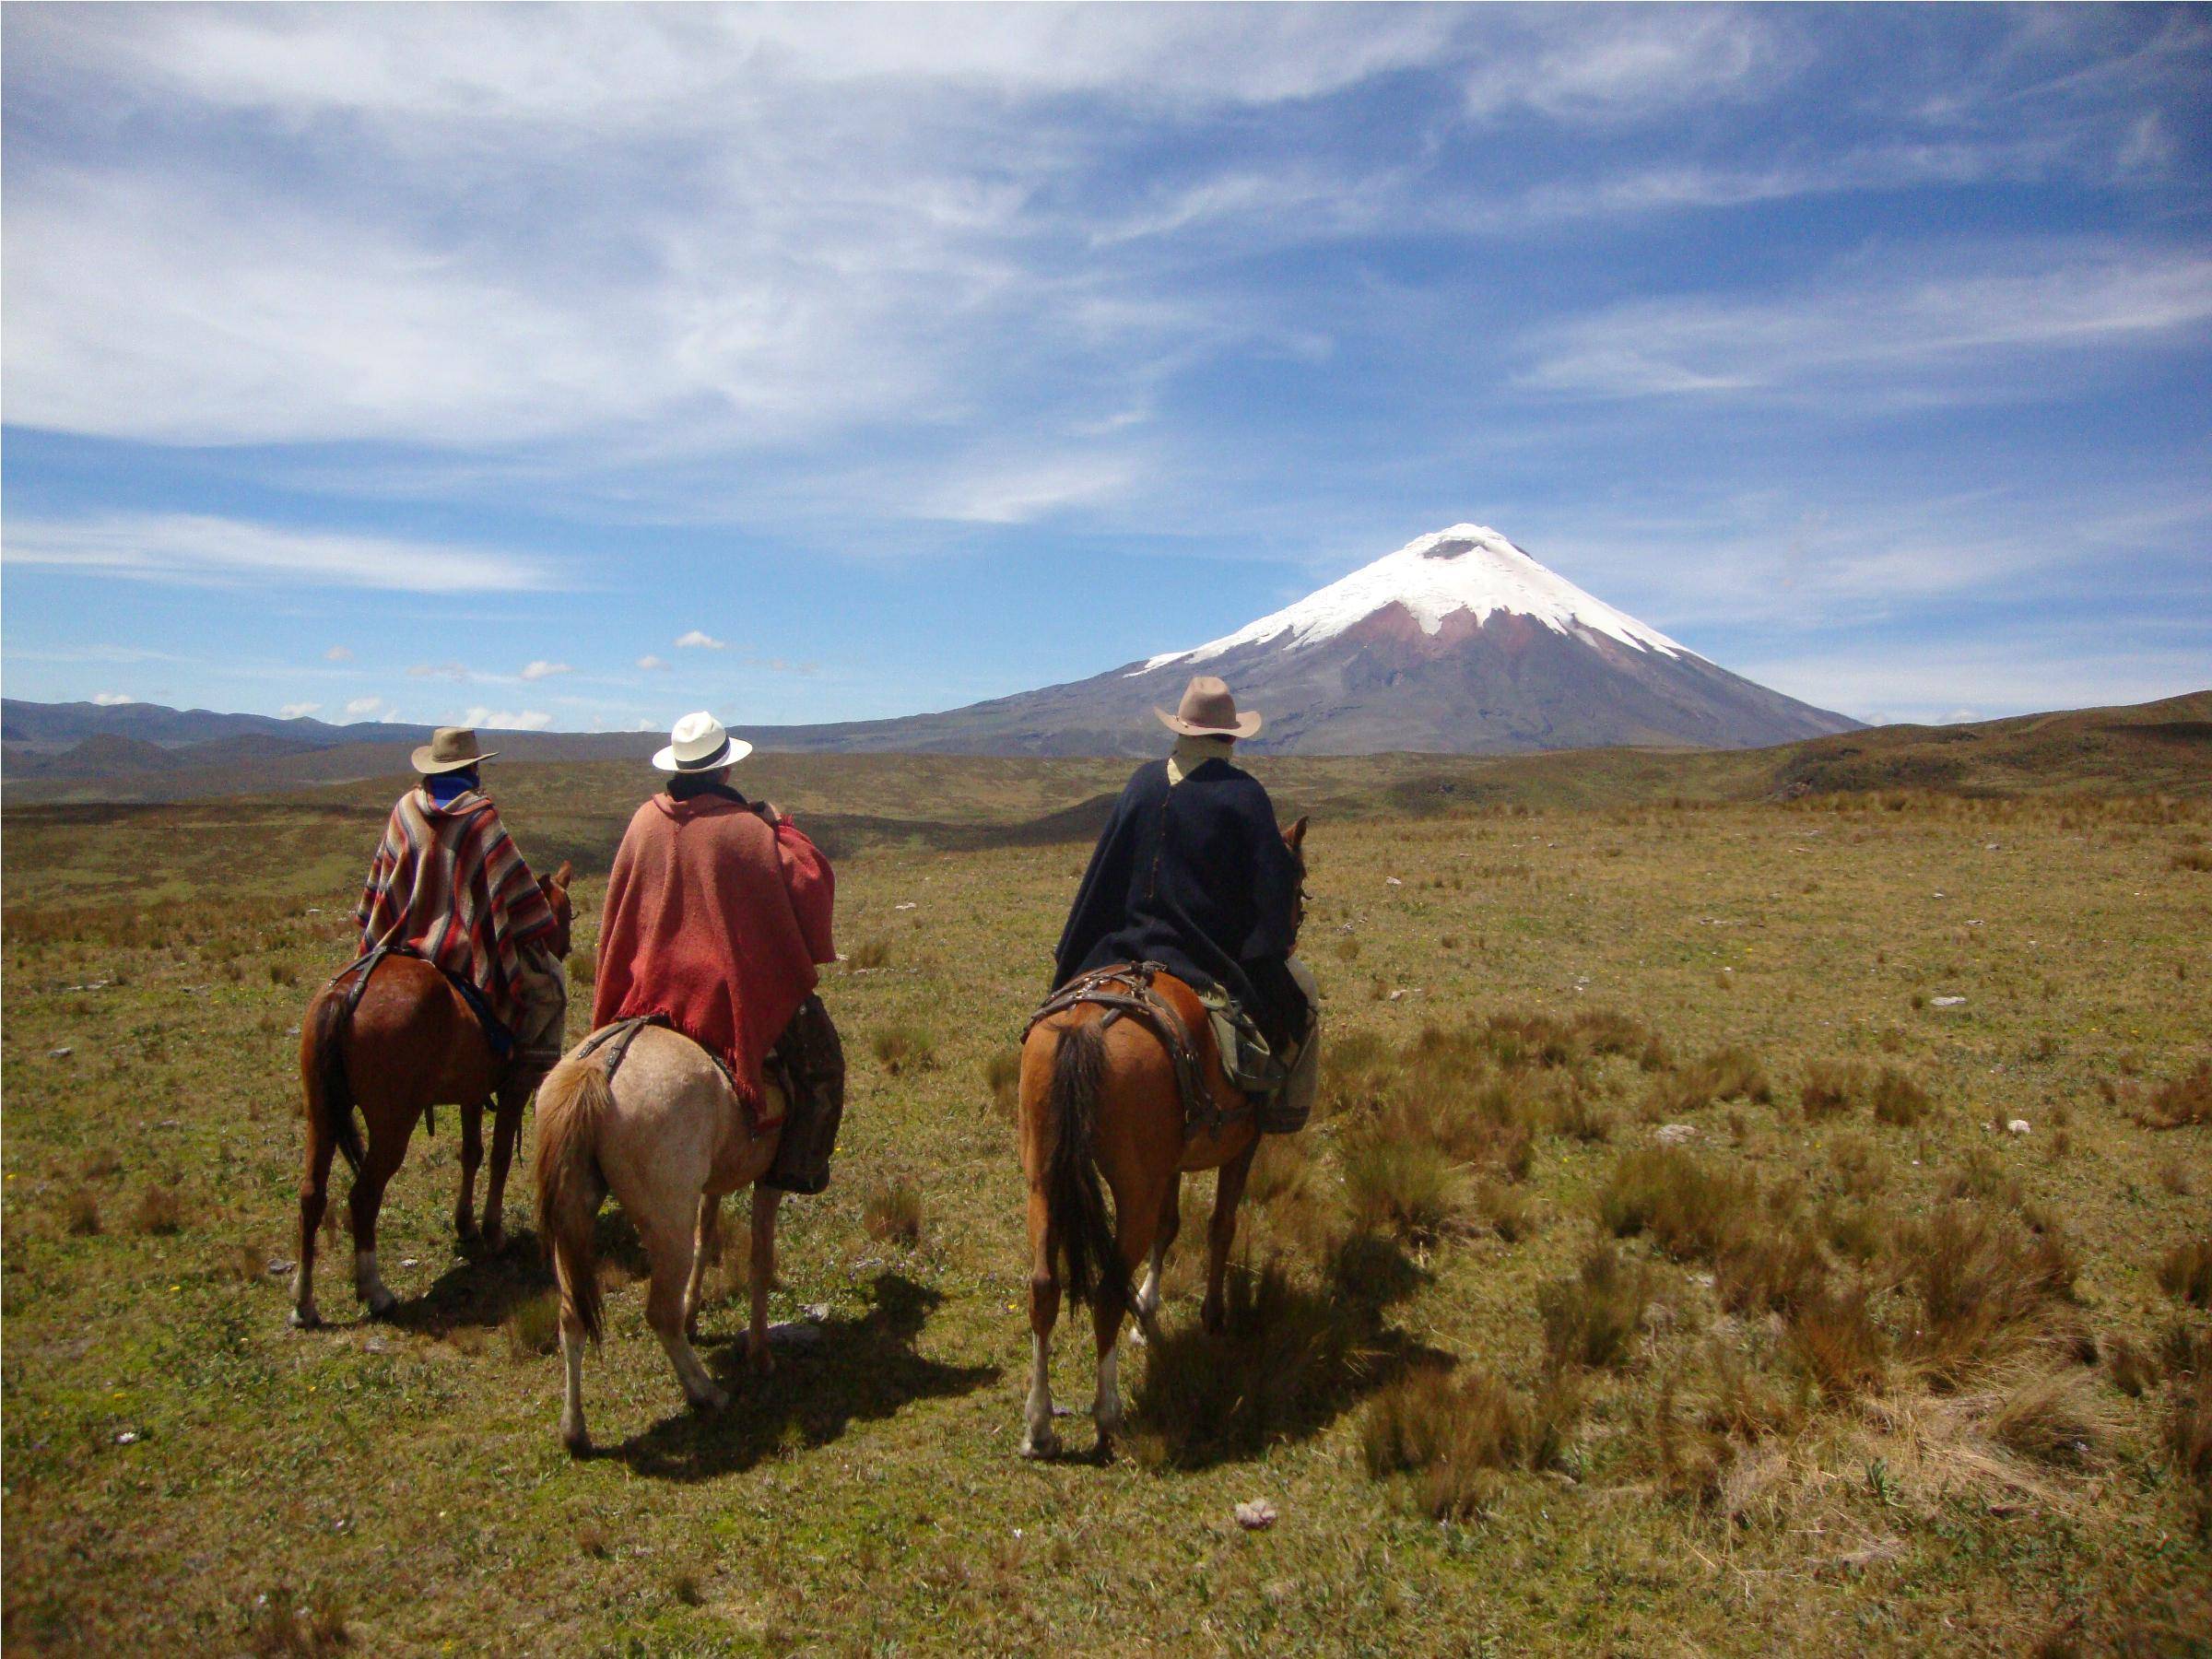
4 759 2210 1653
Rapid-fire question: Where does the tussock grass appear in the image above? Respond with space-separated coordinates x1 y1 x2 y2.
1897 1202 2079 1385
507 1291 561 1359
862 1177 926 1248
1360 1362 1581 1519
981 1048 1020 1117
2157 1238 2212 1308
247 1587 349 1657
565 953 594 990
2140 1061 2212 1128
844 936 893 971
132 1184 185 1236
64 1189 101 1237
1991 1368 2114 1467
1869 1065 1932 1125
869 1024 935 1075
1645 1043 1772 1118
2168 1371 2212 1534
1538 1242 1650 1371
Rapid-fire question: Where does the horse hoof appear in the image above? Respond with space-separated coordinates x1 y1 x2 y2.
365 1293 398 1321
480 1226 506 1254
564 1429 593 1459
289 1306 322 1331
454 1217 479 1242
688 1386 730 1415
1018 1429 1063 1460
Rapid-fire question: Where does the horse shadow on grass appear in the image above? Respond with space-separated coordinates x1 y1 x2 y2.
1123 1236 1452 1471
386 1210 651 1335
605 1272 999 1483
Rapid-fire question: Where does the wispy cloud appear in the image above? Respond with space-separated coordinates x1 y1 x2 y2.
1463 9 1798 123
1519 245 2212 403
3 513 556 592
343 695 389 720
636 654 668 671
323 644 354 662
278 700 322 718
91 691 133 706
675 630 725 651
461 705 552 732
519 660 571 681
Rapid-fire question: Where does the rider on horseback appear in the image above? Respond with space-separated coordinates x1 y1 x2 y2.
591 712 840 1184
354 726 569 1097
1053 677 1319 1127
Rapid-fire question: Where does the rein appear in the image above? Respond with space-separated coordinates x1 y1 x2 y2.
1026 961 1244 1137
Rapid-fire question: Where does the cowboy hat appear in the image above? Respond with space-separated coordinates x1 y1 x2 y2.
652 710 755 773
1153 675 1262 740
412 726 499 775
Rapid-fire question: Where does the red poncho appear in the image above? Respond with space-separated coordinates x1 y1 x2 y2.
591 794 835 1124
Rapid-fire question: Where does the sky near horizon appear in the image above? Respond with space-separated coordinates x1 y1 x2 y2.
3 3 2207 735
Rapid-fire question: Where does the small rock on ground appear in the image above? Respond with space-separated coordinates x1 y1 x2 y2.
1234 1499 1277 1531
1655 1123 1698 1145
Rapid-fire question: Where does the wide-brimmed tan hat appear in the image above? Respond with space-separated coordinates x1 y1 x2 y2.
653 710 755 773
412 726 499 775
1154 675 1262 740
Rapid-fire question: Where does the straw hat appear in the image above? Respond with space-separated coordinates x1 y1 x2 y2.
412 726 499 775
652 710 755 773
1153 675 1262 739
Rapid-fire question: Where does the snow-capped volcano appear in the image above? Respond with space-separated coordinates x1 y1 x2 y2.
746 524 1860 756
1140 524 1687 672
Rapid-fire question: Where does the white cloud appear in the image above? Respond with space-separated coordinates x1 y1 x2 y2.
519 660 571 680
2 513 556 592
278 700 323 718
1464 11 1796 123
675 629 726 651
343 695 389 719
461 705 552 731
636 654 668 671
1519 245 2212 403
91 690 133 706
323 644 354 662
407 662 472 681
924 456 1136 524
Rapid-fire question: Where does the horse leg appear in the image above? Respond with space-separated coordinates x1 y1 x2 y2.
292 1095 338 1330
747 1185 782 1377
1201 1138 1260 1335
453 1100 484 1243
1131 1179 1181 1347
1020 1181 1062 1459
684 1194 720 1342
637 1193 728 1414
480 1088 523 1252
1092 1167 1168 1446
348 1111 414 1319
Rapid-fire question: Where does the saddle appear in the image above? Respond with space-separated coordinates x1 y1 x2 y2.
330 944 514 1059
1026 961 1248 1137
577 1000 847 1196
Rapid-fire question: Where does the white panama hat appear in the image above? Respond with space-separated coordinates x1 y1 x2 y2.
652 710 754 773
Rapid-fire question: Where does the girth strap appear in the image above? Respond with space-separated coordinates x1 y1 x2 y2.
575 1013 736 1098
1026 960 1241 1137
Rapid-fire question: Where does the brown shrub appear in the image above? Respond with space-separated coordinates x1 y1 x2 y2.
1538 1241 1650 1371
862 1178 925 1248
2156 1238 2212 1308
2140 1062 2212 1129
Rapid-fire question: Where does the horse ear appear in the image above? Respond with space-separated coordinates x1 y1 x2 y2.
1285 816 1309 852
554 860 572 888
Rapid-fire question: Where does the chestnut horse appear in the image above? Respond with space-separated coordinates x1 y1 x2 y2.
1017 817 1307 1457
291 865 573 1327
534 1025 792 1455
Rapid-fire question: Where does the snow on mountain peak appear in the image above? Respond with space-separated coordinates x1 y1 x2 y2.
1137 524 1688 674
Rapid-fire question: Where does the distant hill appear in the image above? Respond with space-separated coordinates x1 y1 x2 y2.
0 698 431 754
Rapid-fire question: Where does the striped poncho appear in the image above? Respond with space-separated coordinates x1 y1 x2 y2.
354 787 556 1027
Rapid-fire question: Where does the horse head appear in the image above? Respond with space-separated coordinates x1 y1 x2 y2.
538 860 576 959
1283 816 1310 943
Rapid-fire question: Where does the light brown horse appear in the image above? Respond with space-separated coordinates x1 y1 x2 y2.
534 1025 791 1455
292 865 574 1327
1017 817 1307 1457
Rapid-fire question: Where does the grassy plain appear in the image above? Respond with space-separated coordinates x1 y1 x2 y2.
4 735 2209 1655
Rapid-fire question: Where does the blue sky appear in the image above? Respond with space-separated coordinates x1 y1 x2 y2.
4 4 2207 733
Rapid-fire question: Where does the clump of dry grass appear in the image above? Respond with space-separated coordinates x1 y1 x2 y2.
2139 1061 2212 1128
844 936 893 971
1596 1145 1755 1261
1799 1059 1865 1121
65 1188 101 1236
1315 1030 1393 1118
2156 1238 2212 1308
1475 1178 1535 1242
2167 1371 2212 1534
869 1024 935 1075
1359 1361 1580 1519
1990 1367 2113 1466
507 1291 561 1359
2107 1335 2155 1398
982 1049 1020 1117
1340 1135 1462 1241
132 1183 185 1236
1478 1007 1668 1074
565 954 594 990
576 1522 610 1559
1537 1241 1650 1371
862 1177 925 1248
1896 1202 2079 1385
248 1587 350 1657
1869 1065 1932 1126
1645 1043 1772 1117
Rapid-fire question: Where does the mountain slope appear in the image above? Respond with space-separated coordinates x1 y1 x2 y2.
748 524 1859 756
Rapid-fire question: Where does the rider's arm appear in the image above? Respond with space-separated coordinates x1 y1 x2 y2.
774 820 838 965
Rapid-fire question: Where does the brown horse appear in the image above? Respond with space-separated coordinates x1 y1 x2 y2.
291 865 574 1327
534 1025 792 1454
1017 818 1307 1457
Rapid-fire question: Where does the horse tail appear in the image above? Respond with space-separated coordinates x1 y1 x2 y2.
306 984 367 1177
535 1056 612 1345
1042 1017 1128 1315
